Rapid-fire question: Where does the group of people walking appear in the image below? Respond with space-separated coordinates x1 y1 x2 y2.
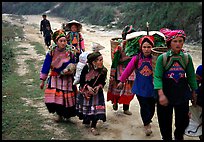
39 15 201 140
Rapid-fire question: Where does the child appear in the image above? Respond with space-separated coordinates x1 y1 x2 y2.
44 25 53 49
66 20 85 63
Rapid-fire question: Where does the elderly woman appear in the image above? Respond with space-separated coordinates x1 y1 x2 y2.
40 29 77 122
118 35 156 136
154 28 198 140
76 51 107 136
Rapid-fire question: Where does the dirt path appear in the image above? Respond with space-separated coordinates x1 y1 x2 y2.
2 14 201 140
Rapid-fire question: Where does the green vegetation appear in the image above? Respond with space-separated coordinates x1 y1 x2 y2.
2 2 202 43
30 42 46 55
2 21 22 80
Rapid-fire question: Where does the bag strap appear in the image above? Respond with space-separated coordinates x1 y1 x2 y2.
183 52 189 67
93 73 101 86
162 52 189 69
162 52 167 68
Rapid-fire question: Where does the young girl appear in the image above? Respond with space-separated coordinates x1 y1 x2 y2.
117 35 156 136
40 29 77 122
66 20 85 63
76 52 107 136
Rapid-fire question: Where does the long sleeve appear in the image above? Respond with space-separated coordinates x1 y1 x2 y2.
185 54 198 90
120 55 137 82
153 54 164 89
40 53 52 81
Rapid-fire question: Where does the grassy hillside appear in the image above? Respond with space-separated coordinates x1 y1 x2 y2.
2 2 202 43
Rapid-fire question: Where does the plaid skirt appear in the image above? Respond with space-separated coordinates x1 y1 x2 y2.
76 91 106 124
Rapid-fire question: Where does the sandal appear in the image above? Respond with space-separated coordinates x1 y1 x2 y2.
91 128 100 136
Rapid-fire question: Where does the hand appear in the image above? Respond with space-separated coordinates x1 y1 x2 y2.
117 82 124 89
63 69 73 75
40 80 45 89
191 91 197 106
158 89 168 106
93 85 101 95
87 85 95 95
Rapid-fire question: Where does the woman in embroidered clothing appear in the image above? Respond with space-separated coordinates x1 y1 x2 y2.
117 35 156 136
154 28 198 140
76 51 107 136
40 29 77 122
107 25 136 115
66 20 85 63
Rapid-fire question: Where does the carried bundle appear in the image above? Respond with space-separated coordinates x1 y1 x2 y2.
125 31 166 57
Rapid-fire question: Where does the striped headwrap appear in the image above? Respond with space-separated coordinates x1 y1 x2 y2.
52 29 66 43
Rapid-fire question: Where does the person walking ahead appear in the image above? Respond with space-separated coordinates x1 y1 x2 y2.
40 14 51 36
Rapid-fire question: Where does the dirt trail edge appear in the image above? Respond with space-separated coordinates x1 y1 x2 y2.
2 14 200 140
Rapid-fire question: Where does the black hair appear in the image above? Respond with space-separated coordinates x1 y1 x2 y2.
166 37 185 48
141 38 154 47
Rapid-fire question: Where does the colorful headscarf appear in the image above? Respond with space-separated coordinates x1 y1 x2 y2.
122 25 136 40
160 28 186 42
87 51 102 64
52 29 66 43
139 35 154 48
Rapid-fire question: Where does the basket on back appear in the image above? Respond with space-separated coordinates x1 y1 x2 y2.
110 37 122 60
151 47 168 71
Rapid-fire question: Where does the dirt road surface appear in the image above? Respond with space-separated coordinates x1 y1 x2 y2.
2 14 201 140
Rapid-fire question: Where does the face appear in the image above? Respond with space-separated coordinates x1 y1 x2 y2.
141 42 152 57
170 37 184 54
93 55 103 69
56 37 67 49
71 24 78 32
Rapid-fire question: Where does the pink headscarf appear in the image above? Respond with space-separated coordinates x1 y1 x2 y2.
160 28 186 42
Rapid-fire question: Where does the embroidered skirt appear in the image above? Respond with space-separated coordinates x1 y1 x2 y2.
107 79 134 105
76 91 106 124
44 75 77 118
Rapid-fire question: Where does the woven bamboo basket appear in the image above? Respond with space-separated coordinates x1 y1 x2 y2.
110 37 122 60
151 47 168 70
